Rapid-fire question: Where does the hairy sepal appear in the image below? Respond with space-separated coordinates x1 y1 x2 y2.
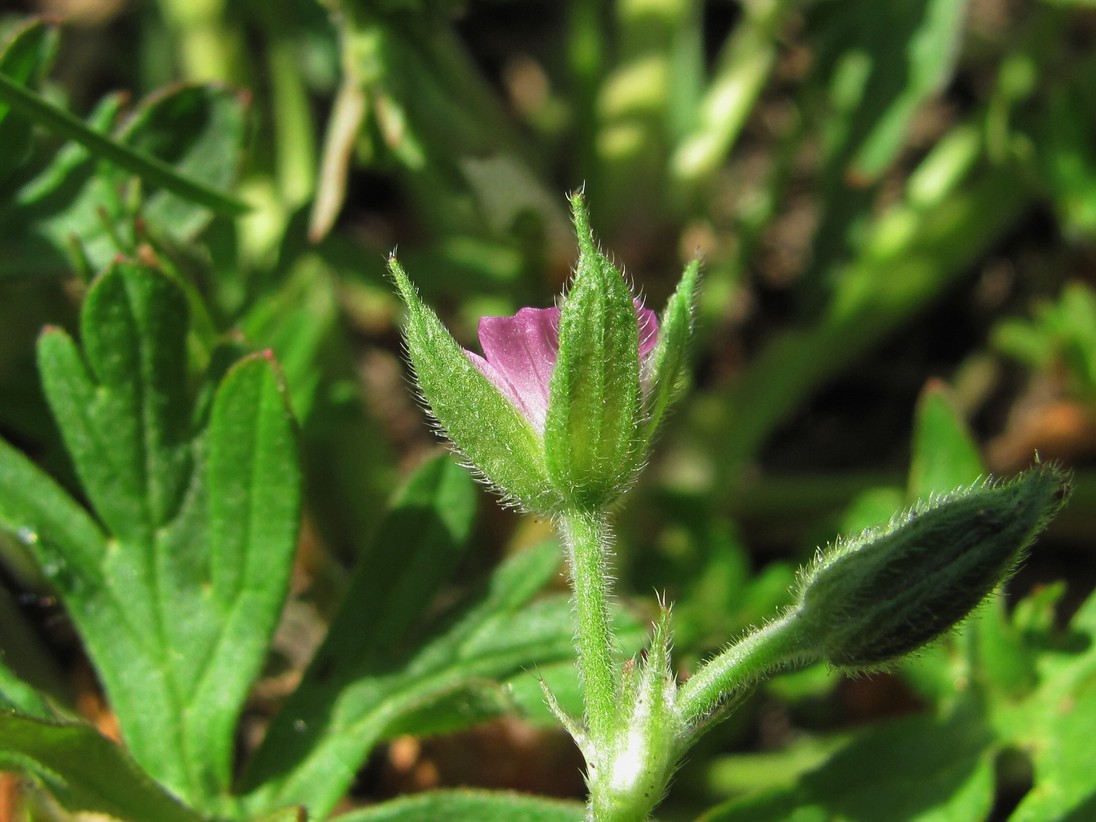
544 194 644 511
389 256 556 512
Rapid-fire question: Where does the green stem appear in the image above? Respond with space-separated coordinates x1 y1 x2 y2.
561 508 619 745
676 611 813 726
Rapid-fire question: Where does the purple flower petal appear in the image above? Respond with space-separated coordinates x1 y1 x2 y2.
473 307 560 432
467 301 658 432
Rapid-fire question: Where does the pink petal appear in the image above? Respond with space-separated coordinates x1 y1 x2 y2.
467 300 659 433
475 307 560 432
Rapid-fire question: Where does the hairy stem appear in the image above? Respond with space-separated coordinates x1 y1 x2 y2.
561 508 619 745
677 611 814 727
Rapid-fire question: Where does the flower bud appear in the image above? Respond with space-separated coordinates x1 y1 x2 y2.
793 463 1071 668
587 607 684 822
390 192 698 516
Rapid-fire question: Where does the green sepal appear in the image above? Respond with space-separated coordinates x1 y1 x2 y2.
544 193 643 510
794 463 1071 668
640 257 700 452
389 256 555 511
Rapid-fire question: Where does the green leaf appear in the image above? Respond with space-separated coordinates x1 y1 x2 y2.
0 712 205 822
0 434 108 578
908 381 984 500
0 81 249 277
0 656 52 718
240 538 579 819
314 452 478 665
698 704 994 822
2 91 131 276
39 261 192 543
241 261 397 558
330 789 584 822
115 84 249 238
377 679 518 741
26 262 300 809
0 71 249 218
0 18 58 182
187 351 302 784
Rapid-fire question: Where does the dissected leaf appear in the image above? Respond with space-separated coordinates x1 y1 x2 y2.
0 71 247 221
116 83 249 237
0 434 107 577
39 260 192 543
0 81 248 277
2 91 131 276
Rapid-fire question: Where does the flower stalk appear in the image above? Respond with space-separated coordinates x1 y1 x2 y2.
676 611 813 726
560 509 619 746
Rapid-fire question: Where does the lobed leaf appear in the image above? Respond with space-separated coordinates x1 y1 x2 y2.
25 262 300 808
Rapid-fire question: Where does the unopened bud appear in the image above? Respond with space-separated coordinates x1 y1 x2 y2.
794 464 1071 668
588 607 683 821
